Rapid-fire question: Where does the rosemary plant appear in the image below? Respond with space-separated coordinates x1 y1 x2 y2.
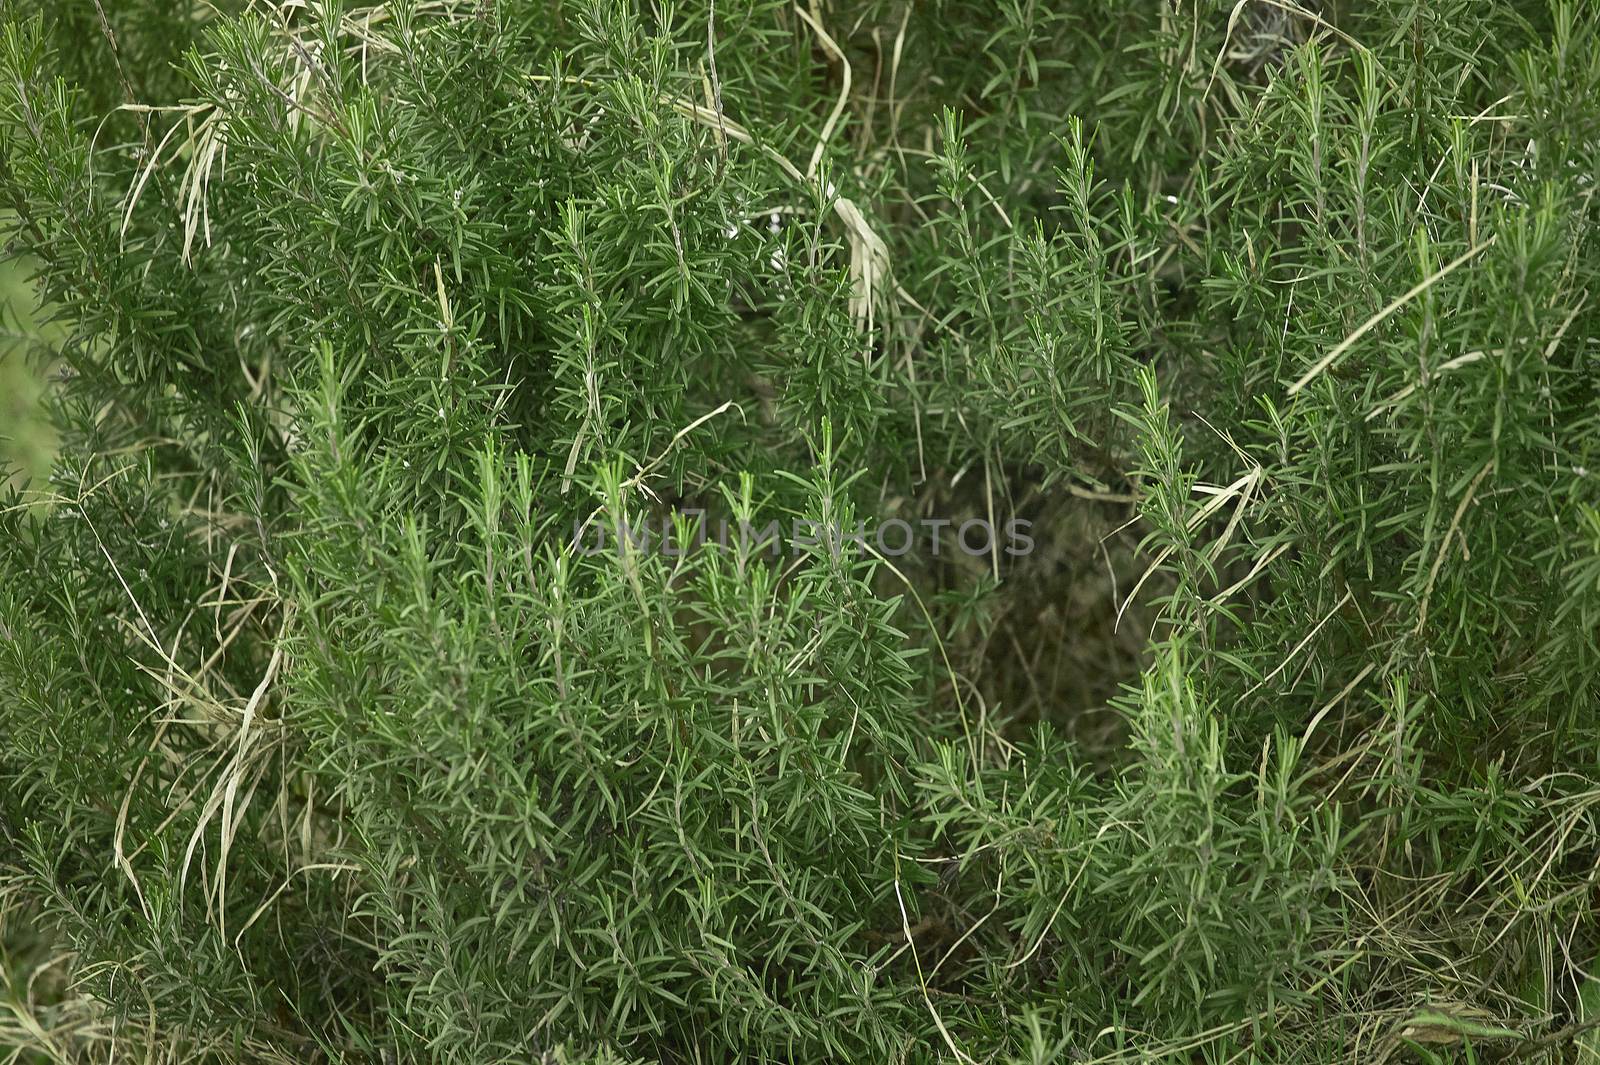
2 1 1599 1062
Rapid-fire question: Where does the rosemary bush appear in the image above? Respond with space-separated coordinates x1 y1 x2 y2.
3 1 1599 1062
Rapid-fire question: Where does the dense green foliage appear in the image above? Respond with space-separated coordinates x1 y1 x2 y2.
3 0 1600 1061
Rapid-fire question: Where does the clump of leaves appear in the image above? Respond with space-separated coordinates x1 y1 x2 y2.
2 1 1599 1063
